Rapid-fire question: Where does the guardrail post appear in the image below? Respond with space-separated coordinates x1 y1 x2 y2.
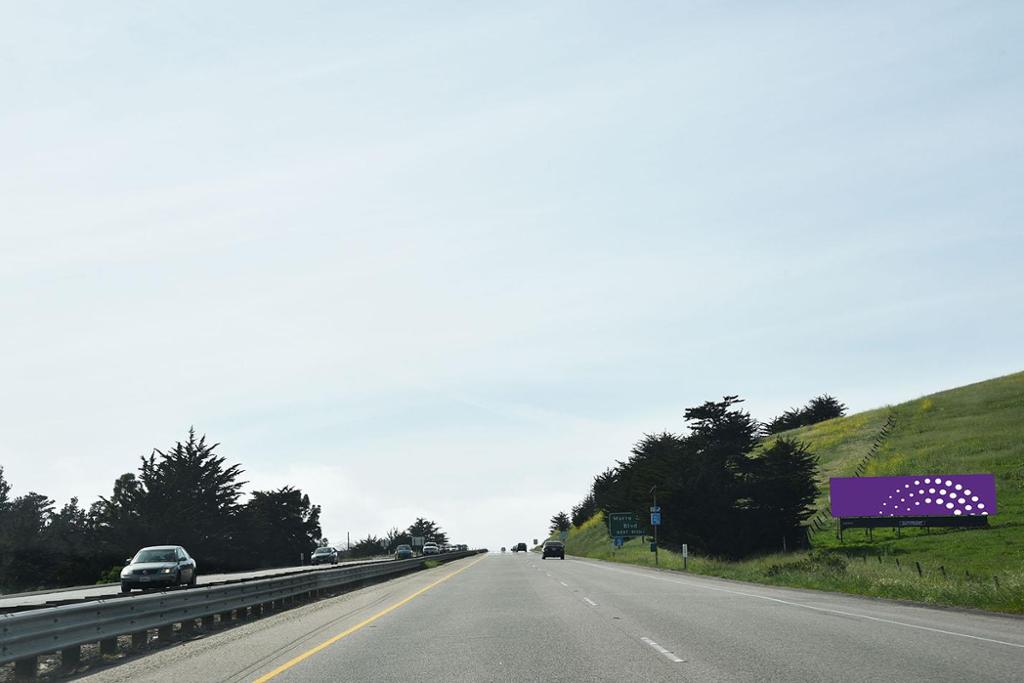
61 646 81 670
131 630 148 649
100 637 118 655
13 656 36 680
202 615 215 629
132 626 148 651
157 624 173 641
219 610 234 625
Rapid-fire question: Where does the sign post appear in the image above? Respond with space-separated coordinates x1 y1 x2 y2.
650 485 660 566
681 543 688 570
650 508 661 565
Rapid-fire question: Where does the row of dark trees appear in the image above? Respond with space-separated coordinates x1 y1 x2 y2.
1 429 321 592
345 518 450 558
556 396 821 558
764 394 846 435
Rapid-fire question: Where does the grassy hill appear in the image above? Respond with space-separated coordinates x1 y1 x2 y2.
555 371 1024 613
776 370 1023 574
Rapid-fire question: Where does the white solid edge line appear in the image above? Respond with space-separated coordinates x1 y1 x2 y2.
583 597 598 607
582 561 1024 650
641 637 684 663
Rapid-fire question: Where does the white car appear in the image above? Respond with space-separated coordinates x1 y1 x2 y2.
422 542 440 555
120 545 197 592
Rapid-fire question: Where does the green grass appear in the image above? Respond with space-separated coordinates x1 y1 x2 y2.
781 371 1024 577
561 513 1024 614
560 371 1024 613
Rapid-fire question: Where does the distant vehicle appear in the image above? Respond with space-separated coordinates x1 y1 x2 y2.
541 540 565 560
395 544 414 559
422 542 440 555
500 546 506 553
512 542 527 553
311 546 339 565
120 545 197 592
439 543 451 553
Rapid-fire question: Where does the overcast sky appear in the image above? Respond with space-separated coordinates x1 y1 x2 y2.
2 2 1022 551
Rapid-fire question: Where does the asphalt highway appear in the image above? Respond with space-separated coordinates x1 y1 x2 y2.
0 557 388 609
79 552 1024 682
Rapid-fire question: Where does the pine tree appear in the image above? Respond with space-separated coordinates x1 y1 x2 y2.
549 511 571 533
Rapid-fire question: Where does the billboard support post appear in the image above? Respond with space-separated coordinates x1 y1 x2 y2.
838 515 989 540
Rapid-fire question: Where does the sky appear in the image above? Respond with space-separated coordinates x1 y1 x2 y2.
1 2 1022 551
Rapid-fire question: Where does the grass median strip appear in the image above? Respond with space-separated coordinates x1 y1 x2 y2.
252 556 486 683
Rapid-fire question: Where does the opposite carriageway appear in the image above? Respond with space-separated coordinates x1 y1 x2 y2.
0 550 484 679
0 556 394 613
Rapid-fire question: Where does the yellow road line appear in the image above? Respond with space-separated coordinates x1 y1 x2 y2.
252 556 487 683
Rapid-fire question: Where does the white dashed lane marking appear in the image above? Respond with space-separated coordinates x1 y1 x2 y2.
583 597 598 607
641 637 685 663
584 561 1024 650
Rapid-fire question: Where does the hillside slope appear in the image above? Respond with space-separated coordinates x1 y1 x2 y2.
556 371 1024 612
772 370 1024 575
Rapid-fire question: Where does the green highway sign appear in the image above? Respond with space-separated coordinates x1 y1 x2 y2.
608 512 644 537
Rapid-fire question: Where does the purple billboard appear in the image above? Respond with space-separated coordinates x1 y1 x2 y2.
830 474 996 518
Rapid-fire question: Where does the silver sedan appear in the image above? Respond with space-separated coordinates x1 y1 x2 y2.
120 545 197 592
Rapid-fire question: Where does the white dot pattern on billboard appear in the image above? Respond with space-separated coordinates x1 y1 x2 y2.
878 476 992 517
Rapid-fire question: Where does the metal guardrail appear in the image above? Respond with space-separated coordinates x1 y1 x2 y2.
1 550 483 673
0 555 397 613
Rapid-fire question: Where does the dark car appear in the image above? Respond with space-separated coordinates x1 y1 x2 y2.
120 545 197 592
512 542 527 553
311 546 339 565
395 544 414 559
541 540 565 560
